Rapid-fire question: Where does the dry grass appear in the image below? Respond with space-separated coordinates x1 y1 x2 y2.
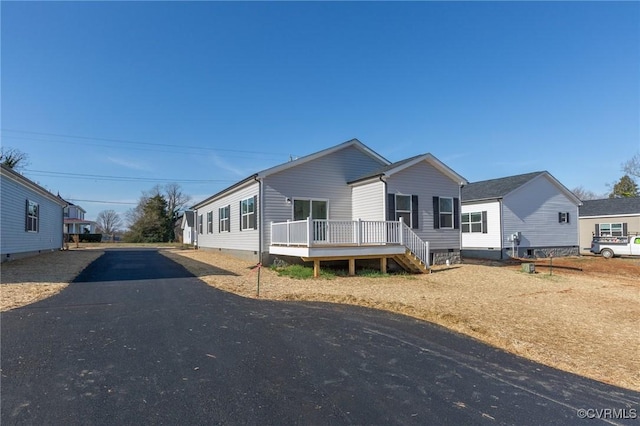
2 247 637 391
162 249 640 392
0 249 103 311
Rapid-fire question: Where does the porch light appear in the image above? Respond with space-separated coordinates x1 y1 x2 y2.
286 197 292 205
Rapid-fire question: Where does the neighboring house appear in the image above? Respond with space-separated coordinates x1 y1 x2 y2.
191 139 467 274
1 163 67 262
578 197 640 253
63 201 96 235
461 171 582 260
180 211 196 245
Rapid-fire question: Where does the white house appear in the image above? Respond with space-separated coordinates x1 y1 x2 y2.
461 171 582 260
181 211 196 245
191 139 467 274
63 201 97 235
1 164 67 262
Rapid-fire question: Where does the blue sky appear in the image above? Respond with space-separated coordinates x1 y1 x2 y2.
2 1 639 224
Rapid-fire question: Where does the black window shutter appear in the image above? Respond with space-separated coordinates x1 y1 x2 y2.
411 195 419 229
558 212 562 223
594 224 599 236
25 199 29 231
623 222 628 236
239 201 243 231
253 195 258 230
228 206 231 232
387 194 395 221
453 197 460 229
482 211 488 233
218 209 221 233
433 197 440 229
566 212 570 223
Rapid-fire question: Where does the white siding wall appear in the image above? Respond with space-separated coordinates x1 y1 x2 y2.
262 145 386 247
352 181 385 221
195 181 259 252
386 161 461 251
502 176 579 248
1 174 64 257
461 200 502 249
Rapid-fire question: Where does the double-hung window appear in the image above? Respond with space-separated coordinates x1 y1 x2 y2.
558 212 570 223
26 200 39 232
219 205 230 232
395 195 412 226
432 196 459 230
240 196 257 230
198 214 203 234
206 211 213 233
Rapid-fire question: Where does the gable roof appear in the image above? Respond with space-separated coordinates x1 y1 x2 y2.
256 138 389 179
182 211 195 227
579 197 640 217
348 153 468 186
192 139 389 209
462 171 581 205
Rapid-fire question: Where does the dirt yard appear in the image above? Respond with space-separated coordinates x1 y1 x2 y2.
1 247 638 392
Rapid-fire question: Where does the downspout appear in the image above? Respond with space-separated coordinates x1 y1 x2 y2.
458 184 463 256
380 175 387 221
254 175 263 265
499 199 504 260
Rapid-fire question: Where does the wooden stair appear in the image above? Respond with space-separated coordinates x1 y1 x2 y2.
393 249 430 274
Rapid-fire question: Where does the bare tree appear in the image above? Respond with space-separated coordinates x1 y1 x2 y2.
571 186 602 201
164 183 191 218
0 147 29 170
623 153 640 180
96 210 123 238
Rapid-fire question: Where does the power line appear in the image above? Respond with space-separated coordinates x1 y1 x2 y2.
2 129 293 157
24 169 237 184
66 198 137 205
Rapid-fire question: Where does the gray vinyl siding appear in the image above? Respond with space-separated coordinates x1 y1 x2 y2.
195 181 259 252
1 173 64 258
502 176 579 248
352 181 385 221
386 160 461 251
263 145 386 247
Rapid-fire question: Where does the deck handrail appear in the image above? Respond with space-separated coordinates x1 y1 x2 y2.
271 218 430 267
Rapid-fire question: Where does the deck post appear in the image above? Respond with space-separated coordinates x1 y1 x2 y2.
286 219 290 246
313 259 320 278
348 258 355 276
357 219 362 246
380 257 387 274
307 217 312 247
399 217 404 246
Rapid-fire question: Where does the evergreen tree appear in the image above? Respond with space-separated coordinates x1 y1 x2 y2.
125 195 171 242
609 175 639 198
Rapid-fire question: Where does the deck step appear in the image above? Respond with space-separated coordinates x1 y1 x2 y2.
393 250 429 274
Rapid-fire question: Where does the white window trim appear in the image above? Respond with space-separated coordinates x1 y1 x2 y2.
439 197 454 229
27 200 39 233
241 197 256 230
219 205 230 233
461 211 483 233
206 211 213 234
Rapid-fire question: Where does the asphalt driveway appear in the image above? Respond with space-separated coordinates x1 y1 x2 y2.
1 249 638 425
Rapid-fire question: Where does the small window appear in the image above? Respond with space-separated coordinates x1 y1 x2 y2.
207 211 213 234
219 205 230 232
558 212 570 223
198 214 203 234
26 200 39 232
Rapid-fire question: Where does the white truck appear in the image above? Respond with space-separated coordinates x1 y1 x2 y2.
590 234 640 258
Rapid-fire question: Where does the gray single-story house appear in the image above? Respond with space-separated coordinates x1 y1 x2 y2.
578 197 640 253
461 171 582 260
191 139 467 274
1 163 67 262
